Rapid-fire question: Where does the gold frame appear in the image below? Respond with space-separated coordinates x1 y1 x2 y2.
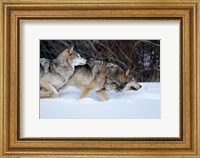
0 0 199 157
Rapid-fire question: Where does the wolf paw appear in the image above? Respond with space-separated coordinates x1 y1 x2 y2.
49 91 59 98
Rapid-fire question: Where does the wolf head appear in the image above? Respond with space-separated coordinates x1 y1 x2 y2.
104 67 140 92
58 46 87 67
115 70 142 92
67 46 87 67
123 77 142 92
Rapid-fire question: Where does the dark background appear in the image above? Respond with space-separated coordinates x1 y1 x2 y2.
40 40 160 82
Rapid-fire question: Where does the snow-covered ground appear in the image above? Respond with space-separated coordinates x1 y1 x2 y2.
40 83 160 119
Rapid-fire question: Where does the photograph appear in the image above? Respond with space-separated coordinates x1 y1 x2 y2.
40 40 160 119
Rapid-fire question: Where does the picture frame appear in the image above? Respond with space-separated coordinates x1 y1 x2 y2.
0 0 199 157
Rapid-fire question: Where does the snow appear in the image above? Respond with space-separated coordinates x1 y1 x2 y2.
40 83 160 119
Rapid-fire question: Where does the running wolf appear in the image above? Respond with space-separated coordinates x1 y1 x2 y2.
40 47 87 98
59 59 142 100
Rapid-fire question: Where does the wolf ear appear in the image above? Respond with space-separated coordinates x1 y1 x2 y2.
121 70 129 81
65 48 72 57
125 69 130 76
67 45 74 56
70 45 74 52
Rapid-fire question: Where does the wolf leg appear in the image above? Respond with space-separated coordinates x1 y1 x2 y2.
40 81 59 98
58 82 69 91
40 87 54 98
40 90 53 98
80 87 92 99
96 89 109 101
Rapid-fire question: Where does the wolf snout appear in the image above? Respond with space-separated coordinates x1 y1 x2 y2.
131 87 139 90
130 84 142 91
80 58 87 65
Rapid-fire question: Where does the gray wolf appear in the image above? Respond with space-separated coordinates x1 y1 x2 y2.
40 47 87 98
59 59 142 100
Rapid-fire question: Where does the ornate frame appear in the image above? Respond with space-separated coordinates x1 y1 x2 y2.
0 0 199 157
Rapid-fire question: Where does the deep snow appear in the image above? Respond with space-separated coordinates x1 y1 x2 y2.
40 83 160 119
